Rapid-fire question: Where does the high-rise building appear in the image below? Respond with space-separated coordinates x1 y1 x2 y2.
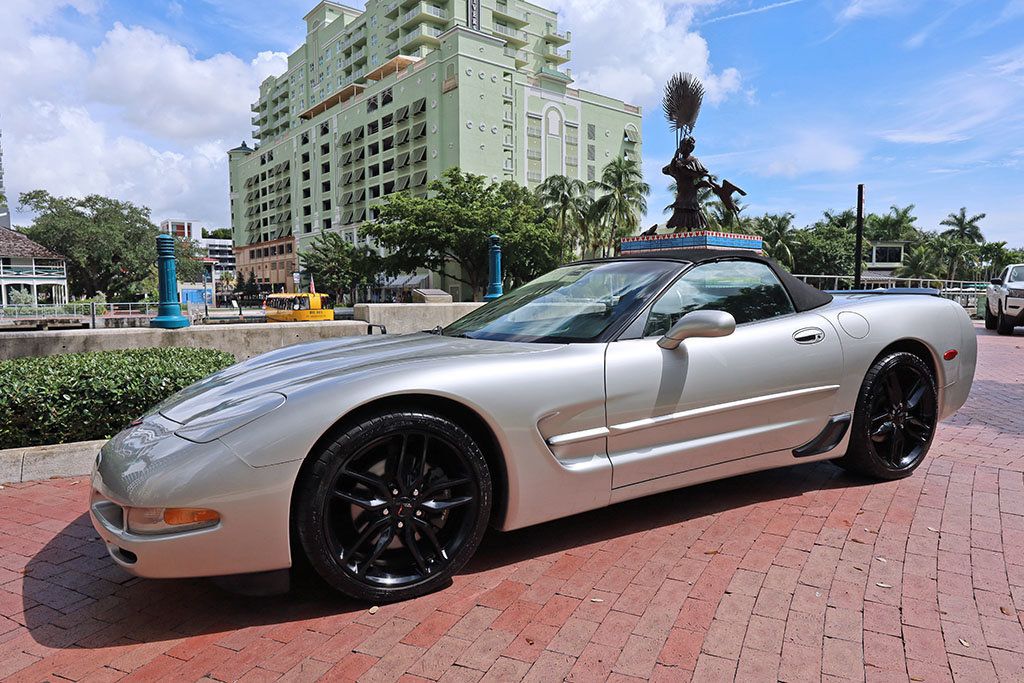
0 128 11 230
159 219 203 242
228 0 642 295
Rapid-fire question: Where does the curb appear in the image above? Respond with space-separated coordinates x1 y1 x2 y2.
0 440 105 484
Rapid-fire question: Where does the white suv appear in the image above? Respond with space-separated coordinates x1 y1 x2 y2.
986 264 1024 335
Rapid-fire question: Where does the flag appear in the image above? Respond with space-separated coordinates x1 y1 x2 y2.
309 274 316 294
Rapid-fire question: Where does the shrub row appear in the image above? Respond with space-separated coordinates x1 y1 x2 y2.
0 347 235 450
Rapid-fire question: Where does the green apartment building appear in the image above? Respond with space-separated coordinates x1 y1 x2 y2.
228 0 642 297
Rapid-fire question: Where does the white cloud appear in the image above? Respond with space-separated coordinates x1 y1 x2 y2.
546 0 741 106
763 130 862 177
0 4 287 229
839 0 918 21
88 23 287 143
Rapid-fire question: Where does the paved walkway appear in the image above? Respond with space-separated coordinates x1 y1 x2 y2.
1 326 1022 682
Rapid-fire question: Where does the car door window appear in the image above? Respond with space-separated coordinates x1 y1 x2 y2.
644 260 795 336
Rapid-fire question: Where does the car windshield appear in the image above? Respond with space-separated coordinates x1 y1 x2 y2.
443 260 680 343
1009 266 1024 282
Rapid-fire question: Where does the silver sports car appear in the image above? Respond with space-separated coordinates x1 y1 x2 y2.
90 250 977 602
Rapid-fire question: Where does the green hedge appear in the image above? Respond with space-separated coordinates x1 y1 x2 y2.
0 348 235 450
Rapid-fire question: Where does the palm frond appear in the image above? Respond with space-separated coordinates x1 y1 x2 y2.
662 73 704 134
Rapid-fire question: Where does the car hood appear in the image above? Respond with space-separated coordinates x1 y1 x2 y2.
157 333 552 424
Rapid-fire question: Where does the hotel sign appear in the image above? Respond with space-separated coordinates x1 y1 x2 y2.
468 0 481 29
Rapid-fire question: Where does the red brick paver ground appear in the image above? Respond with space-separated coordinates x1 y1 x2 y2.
2 325 1023 682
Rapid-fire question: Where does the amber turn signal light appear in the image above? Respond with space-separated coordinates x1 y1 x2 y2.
163 508 220 526
943 349 958 361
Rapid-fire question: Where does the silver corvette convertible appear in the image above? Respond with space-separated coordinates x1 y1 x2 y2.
90 250 976 602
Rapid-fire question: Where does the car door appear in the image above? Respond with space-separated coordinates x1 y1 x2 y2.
604 259 845 489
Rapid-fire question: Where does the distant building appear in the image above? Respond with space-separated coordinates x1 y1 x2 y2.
204 237 237 279
0 128 11 230
159 219 203 242
864 240 909 281
234 236 298 293
228 0 642 298
0 226 68 306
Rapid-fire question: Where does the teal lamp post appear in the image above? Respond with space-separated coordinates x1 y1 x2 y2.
150 233 190 329
484 234 503 301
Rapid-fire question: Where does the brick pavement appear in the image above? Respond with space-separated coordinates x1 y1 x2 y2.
1 325 1023 682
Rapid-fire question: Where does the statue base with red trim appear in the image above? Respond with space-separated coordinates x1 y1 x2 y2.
621 230 763 254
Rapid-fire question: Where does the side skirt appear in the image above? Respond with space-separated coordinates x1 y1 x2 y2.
793 413 852 458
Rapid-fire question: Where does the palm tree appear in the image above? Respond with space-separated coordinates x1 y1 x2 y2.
589 156 650 256
894 245 941 284
978 241 1009 281
927 235 978 282
866 205 919 242
535 175 588 263
756 213 798 269
940 207 986 244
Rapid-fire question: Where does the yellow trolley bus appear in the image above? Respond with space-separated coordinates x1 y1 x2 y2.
263 293 334 323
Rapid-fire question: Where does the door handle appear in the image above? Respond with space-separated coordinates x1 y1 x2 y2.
793 327 825 345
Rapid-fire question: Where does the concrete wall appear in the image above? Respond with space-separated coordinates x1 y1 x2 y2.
0 321 369 362
354 303 484 335
0 440 103 484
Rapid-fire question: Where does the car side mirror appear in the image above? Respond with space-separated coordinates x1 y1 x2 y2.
991 278 1003 285
658 310 736 350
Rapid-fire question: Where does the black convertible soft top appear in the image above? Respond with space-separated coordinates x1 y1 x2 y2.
616 248 834 313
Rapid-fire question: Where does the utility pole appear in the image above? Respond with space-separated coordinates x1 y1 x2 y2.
854 184 865 290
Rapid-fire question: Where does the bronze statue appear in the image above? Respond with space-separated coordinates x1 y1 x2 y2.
662 73 746 233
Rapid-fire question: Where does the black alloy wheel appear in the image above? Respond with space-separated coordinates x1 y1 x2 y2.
836 352 938 480
295 411 491 602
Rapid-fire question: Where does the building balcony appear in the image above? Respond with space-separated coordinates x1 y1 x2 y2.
544 46 571 65
543 24 571 44
384 22 400 38
384 0 400 17
402 3 448 27
401 24 443 49
493 2 530 25
493 24 528 46
0 261 67 279
503 46 529 66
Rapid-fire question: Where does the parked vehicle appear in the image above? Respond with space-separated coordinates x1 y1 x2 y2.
985 264 1024 335
90 250 977 602
264 293 334 323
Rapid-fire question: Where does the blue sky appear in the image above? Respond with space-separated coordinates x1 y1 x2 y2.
1 0 1022 245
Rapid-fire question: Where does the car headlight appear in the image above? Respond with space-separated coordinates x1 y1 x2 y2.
1008 288 1024 298
173 393 286 443
126 507 220 535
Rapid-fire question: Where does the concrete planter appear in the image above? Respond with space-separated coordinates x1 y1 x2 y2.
0 439 104 484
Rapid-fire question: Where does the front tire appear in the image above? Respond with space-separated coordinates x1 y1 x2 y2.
997 305 1015 336
835 352 937 480
984 300 997 330
295 411 492 602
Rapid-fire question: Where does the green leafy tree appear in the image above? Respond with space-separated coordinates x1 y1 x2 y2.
535 175 588 263
755 213 798 270
927 235 978 282
865 204 919 242
202 227 233 240
300 231 382 304
791 224 857 277
940 207 986 244
366 168 559 299
588 156 650 256
174 238 208 283
977 241 1009 280
18 191 160 299
894 245 941 282
244 270 259 297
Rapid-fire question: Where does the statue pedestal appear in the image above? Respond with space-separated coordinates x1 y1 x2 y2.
621 230 763 255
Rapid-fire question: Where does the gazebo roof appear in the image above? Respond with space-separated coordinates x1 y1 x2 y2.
0 226 64 259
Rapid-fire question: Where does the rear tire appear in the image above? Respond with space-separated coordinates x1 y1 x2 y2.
294 411 492 603
984 301 997 330
834 352 937 480
997 305 1015 336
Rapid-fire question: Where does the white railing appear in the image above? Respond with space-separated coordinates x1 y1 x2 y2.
795 274 988 313
0 301 160 325
0 264 67 278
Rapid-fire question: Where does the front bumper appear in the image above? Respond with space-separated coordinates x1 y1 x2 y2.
89 414 299 579
1005 296 1024 323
